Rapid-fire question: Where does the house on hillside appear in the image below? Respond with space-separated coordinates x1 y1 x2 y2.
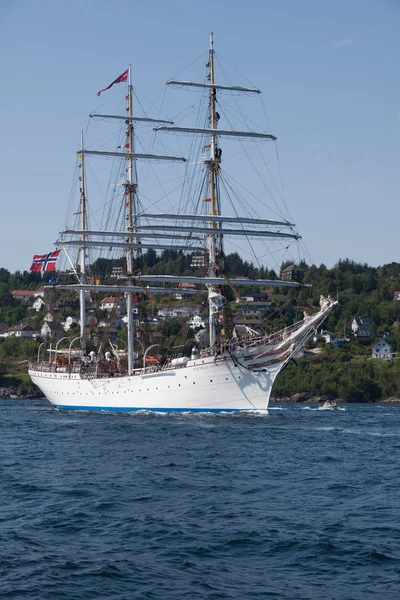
11 290 36 302
281 264 304 282
372 339 396 360
237 292 268 303
100 296 126 315
158 306 192 319
174 282 196 301
32 296 47 312
0 322 9 338
320 330 347 347
351 317 374 338
43 310 61 324
393 291 400 301
11 287 47 303
6 324 38 338
239 301 272 314
41 321 63 339
188 314 207 329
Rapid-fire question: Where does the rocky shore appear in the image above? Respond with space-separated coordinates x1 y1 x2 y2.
270 393 341 403
270 393 400 404
0 387 44 400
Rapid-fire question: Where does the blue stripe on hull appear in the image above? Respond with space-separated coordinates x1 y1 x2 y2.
53 404 260 413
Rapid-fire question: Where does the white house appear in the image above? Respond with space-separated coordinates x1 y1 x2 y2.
351 317 374 338
32 296 46 312
11 287 47 303
158 306 192 319
188 314 207 329
6 324 38 338
320 330 347 347
100 296 126 315
372 339 395 360
11 290 36 302
393 291 400 301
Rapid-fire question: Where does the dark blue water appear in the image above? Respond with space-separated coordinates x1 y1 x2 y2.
1 400 399 599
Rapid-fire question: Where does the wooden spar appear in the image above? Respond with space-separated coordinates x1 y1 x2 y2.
165 80 261 93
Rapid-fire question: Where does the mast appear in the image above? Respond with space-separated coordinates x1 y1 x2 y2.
126 65 136 374
207 32 220 348
78 129 87 354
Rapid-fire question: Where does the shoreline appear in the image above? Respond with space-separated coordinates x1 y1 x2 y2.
270 393 400 404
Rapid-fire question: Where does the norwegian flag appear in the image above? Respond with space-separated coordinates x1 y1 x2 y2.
30 249 61 273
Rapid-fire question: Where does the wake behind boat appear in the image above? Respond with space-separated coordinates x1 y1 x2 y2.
28 34 336 412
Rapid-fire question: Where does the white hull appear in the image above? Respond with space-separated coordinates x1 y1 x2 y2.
29 354 285 413
29 301 336 413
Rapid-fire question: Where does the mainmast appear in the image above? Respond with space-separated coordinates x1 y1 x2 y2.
125 65 137 375
207 32 222 348
78 129 87 354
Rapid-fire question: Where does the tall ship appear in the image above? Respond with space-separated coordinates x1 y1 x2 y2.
28 35 336 412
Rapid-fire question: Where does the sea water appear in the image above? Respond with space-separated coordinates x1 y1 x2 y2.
0 400 399 599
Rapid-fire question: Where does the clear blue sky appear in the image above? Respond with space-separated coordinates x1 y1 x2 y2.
0 0 399 273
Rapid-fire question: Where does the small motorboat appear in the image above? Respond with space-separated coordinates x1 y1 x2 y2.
317 400 338 411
